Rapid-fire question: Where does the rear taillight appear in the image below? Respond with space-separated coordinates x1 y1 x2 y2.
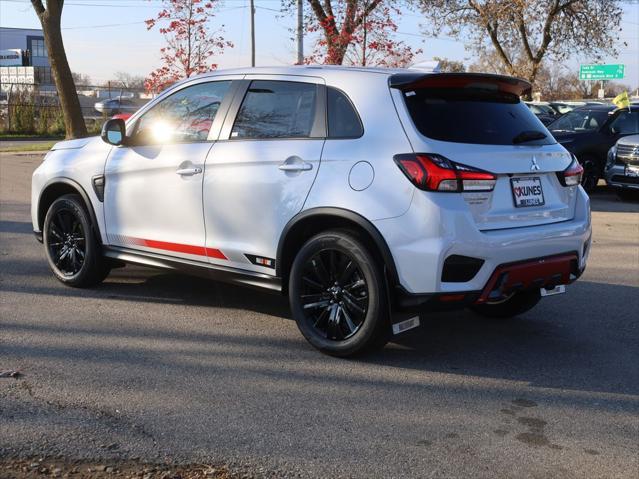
393 154 496 192
557 156 584 187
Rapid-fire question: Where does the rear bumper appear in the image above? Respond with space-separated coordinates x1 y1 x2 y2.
475 252 581 304
395 252 583 311
375 186 591 298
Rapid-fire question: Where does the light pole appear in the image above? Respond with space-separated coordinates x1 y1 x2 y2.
296 0 304 64
250 0 256 67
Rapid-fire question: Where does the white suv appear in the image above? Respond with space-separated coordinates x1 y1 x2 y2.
32 67 591 356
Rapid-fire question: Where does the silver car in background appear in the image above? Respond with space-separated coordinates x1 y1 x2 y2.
94 97 141 116
605 134 639 201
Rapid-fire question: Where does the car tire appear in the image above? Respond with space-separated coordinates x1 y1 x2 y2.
616 189 639 202
579 156 600 193
468 290 541 319
289 230 389 357
43 194 111 287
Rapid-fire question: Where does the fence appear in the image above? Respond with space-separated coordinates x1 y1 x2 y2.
0 82 151 135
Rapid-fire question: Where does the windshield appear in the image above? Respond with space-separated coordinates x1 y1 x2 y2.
403 87 554 145
550 109 610 132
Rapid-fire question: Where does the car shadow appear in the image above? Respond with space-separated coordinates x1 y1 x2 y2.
589 186 639 213
2 257 638 399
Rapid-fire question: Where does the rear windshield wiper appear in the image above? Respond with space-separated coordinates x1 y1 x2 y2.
513 130 547 144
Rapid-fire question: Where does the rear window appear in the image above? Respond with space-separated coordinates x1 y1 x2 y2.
403 88 554 145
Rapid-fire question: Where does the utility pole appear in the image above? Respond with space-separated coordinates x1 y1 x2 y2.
250 0 256 67
296 0 303 64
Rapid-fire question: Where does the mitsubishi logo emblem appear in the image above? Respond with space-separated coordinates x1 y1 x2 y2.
530 157 541 171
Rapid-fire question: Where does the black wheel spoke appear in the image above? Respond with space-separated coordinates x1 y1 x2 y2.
302 275 324 291
313 307 330 331
340 305 357 335
338 260 357 284
344 278 366 291
47 206 87 277
342 291 366 316
299 247 369 342
50 223 64 241
303 299 330 310
311 255 331 287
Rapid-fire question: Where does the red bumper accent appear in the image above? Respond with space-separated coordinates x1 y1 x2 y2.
476 253 579 304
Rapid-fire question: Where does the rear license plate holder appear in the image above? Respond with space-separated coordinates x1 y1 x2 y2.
541 284 566 297
511 176 545 208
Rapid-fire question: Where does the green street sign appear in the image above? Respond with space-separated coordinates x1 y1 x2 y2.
579 64 625 81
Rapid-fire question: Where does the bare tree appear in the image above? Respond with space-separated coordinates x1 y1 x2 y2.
113 72 146 90
31 0 87 138
433 57 466 73
303 0 385 65
71 71 92 87
418 0 624 87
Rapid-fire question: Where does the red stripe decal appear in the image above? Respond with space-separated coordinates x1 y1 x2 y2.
205 247 227 260
124 236 227 260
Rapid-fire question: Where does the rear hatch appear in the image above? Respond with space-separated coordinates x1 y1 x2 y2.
390 73 576 231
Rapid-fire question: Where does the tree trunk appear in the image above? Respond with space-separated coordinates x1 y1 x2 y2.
33 2 87 139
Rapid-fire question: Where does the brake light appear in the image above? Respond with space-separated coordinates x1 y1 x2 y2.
393 154 496 192
557 156 584 187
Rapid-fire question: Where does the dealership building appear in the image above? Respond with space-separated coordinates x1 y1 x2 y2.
0 27 53 89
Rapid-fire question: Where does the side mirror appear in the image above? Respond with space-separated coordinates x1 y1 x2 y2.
101 118 127 146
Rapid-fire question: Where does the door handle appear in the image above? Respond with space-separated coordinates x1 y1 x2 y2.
278 162 312 172
176 167 202 176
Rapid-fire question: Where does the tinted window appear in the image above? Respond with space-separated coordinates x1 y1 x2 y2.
231 81 317 139
550 109 611 132
327 87 363 138
403 88 554 145
609 111 639 135
135 81 231 144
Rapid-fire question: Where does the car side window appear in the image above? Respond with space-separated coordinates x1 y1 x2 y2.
231 80 317 139
327 87 363 138
133 81 231 144
609 111 639 135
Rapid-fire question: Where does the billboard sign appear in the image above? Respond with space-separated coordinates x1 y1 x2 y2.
579 64 625 81
0 49 23 67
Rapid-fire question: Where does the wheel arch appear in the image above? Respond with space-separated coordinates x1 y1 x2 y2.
38 178 101 241
276 207 399 293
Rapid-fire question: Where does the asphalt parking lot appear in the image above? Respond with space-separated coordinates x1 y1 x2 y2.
1 152 638 478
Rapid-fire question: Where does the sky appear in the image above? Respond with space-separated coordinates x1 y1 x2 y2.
0 0 637 88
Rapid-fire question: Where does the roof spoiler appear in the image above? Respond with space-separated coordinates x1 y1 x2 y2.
389 72 532 97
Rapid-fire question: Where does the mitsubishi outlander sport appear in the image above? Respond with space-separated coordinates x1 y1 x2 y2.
32 67 592 356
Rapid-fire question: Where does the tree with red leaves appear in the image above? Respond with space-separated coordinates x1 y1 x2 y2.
145 0 232 93
302 0 419 67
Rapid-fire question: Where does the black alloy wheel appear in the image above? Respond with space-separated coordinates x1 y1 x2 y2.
43 194 111 287
289 230 389 357
47 206 87 277
299 248 369 341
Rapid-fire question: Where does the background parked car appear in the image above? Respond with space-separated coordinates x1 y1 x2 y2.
94 97 141 116
526 102 559 125
548 104 639 192
605 134 639 201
